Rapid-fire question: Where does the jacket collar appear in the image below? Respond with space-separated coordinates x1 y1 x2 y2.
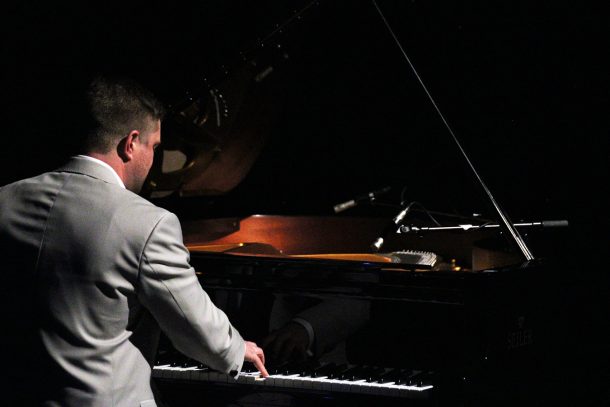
56 156 124 187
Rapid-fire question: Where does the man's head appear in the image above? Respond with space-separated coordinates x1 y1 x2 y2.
83 75 165 192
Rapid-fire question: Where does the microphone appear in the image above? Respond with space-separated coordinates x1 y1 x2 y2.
370 202 415 252
333 186 391 213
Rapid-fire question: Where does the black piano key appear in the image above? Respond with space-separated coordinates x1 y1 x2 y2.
271 361 306 375
349 365 374 381
376 368 402 384
395 370 418 385
326 363 350 379
269 361 296 375
282 362 302 375
155 355 171 366
406 371 422 386
414 371 435 387
155 349 182 366
181 359 197 368
269 365 283 375
308 362 337 378
242 362 258 373
365 366 388 382
352 365 382 382
403 370 434 386
170 354 190 367
339 365 368 381
299 361 323 377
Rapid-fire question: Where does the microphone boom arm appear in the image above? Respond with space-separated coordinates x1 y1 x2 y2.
399 220 569 234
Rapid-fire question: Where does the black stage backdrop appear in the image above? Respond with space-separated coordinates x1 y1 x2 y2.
2 1 609 403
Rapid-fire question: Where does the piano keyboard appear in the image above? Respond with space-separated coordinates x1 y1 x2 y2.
153 359 434 399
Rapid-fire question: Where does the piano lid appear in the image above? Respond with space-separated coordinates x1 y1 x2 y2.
122 2 570 269
143 38 291 198
2 1 584 262
135 1 571 230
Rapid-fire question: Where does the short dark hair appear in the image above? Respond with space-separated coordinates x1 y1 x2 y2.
84 75 165 153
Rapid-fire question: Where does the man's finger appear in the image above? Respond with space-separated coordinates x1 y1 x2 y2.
253 355 269 377
257 346 265 366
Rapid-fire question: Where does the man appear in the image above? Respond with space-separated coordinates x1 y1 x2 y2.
0 75 267 406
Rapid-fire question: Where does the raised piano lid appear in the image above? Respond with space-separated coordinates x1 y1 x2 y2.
143 1 566 273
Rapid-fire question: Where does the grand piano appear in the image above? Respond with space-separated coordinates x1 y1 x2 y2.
152 216 564 406
134 2 583 406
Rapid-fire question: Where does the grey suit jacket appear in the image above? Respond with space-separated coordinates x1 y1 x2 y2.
0 157 244 406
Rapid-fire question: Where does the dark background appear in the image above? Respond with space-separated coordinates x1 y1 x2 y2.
2 1 608 226
2 1 609 402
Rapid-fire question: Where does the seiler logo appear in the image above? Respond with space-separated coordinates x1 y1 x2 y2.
507 316 534 350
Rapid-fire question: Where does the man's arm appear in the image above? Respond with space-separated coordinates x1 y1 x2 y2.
136 212 245 374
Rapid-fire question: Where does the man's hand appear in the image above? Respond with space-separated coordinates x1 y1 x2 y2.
244 341 269 377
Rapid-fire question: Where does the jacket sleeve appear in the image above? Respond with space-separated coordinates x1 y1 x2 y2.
136 211 244 374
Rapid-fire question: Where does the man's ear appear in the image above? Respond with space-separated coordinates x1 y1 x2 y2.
117 130 140 162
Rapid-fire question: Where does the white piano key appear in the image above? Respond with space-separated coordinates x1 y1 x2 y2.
189 368 209 381
236 371 260 385
273 373 301 388
306 375 329 391
153 364 171 379
330 379 352 393
206 371 224 383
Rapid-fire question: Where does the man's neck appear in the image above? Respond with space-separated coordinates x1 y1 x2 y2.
82 153 127 188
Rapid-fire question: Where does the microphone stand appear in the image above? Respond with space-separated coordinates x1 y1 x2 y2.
398 220 569 234
371 0 535 261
